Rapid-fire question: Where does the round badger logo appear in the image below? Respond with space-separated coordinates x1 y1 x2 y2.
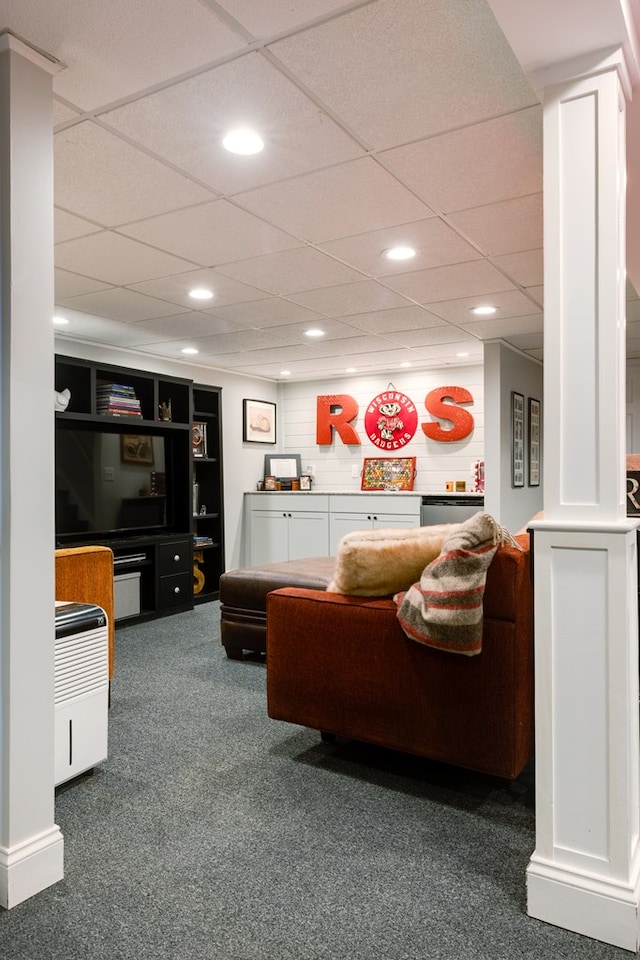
364 391 418 450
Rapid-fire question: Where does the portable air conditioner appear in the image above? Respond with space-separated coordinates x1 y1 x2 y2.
54 601 109 787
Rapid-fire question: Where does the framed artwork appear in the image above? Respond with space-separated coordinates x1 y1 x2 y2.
299 475 312 490
243 399 276 444
528 398 541 487
361 457 416 491
120 434 154 465
263 453 302 480
192 422 208 458
511 392 525 487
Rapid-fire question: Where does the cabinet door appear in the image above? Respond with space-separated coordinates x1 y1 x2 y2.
373 513 420 531
329 513 374 554
288 512 329 560
250 511 289 564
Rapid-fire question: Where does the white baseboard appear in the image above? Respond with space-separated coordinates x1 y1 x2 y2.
527 856 640 952
0 825 64 909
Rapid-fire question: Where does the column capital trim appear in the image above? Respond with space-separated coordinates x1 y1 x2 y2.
532 45 631 100
0 30 64 76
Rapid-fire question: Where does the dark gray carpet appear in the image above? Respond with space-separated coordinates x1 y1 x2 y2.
0 602 629 959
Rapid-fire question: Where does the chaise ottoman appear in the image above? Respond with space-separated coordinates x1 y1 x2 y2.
219 556 336 659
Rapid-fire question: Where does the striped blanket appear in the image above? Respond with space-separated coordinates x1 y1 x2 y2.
394 512 520 656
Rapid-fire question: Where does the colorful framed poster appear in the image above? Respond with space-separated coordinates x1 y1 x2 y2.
361 457 416 491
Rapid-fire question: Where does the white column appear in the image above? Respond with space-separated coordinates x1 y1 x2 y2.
527 50 640 951
0 32 64 908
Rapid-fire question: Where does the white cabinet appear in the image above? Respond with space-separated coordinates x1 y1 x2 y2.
246 494 330 564
329 494 420 554
245 493 421 562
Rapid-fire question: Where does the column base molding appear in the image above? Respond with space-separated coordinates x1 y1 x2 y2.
0 825 64 909
527 854 640 952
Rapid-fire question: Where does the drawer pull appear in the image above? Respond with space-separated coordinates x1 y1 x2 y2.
174 586 181 594
173 554 181 562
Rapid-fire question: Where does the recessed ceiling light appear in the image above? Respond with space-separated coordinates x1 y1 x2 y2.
189 287 214 301
471 305 497 316
53 316 69 325
346 367 356 373
457 351 470 357
400 361 412 368
280 370 291 377
222 128 264 155
181 347 199 355
384 246 416 261
305 328 325 338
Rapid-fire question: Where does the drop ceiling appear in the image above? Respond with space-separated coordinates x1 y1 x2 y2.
3 0 639 381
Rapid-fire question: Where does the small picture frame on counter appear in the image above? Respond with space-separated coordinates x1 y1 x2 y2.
299 475 311 490
264 475 277 491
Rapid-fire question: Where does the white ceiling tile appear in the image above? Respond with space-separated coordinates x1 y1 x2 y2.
383 325 471 348
218 0 358 38
384 260 515 304
380 107 542 213
61 287 184 322
526 286 544 308
55 208 103 244
129 312 243 340
234 158 432 243
102 53 364 194
119 199 301 265
268 0 537 148
55 233 196 286
206 298 324 328
507 333 544 351
267 319 385 345
55 268 113 300
126 269 270 310
53 99 81 126
344 305 443 334
4 0 246 110
287 280 412 317
448 194 543 257
425 289 541 324
318 218 481 277
55 312 171 347
215 247 365 295
456 313 543 339
55 121 213 226
492 249 544 288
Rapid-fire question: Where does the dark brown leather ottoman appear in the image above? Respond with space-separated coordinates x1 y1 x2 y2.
219 556 336 659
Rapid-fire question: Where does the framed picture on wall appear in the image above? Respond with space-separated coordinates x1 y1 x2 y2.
243 399 276 444
511 392 525 487
528 398 541 486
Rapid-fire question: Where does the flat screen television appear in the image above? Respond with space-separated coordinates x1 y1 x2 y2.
55 426 173 542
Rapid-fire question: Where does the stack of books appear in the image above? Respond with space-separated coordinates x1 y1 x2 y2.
97 382 142 417
194 535 213 548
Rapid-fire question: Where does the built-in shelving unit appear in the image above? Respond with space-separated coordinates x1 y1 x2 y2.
192 384 225 604
55 356 225 622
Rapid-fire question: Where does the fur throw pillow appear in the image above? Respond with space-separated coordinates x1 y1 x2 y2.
327 523 461 597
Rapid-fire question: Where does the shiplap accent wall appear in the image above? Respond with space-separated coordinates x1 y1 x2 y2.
279 365 484 494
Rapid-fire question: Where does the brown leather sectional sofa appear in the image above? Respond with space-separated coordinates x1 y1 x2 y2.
266 534 533 780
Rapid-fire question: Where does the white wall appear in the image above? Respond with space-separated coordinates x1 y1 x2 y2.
484 341 544 532
278 366 485 494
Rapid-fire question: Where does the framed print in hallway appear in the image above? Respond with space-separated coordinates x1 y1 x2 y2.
528 398 541 487
243 399 276 444
511 391 525 487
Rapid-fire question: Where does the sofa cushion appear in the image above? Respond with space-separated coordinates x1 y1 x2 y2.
327 522 460 597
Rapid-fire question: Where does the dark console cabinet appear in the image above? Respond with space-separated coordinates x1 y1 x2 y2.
55 355 225 624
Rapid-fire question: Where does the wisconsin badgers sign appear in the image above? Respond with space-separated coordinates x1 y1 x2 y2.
316 386 474 446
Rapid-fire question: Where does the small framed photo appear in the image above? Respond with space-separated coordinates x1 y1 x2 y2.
511 392 525 488
243 399 276 444
121 434 154 465
264 475 277 491
299 475 311 490
528 398 541 487
192 422 208 458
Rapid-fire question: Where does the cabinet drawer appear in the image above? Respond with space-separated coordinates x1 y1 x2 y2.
158 539 192 575
159 571 192 608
